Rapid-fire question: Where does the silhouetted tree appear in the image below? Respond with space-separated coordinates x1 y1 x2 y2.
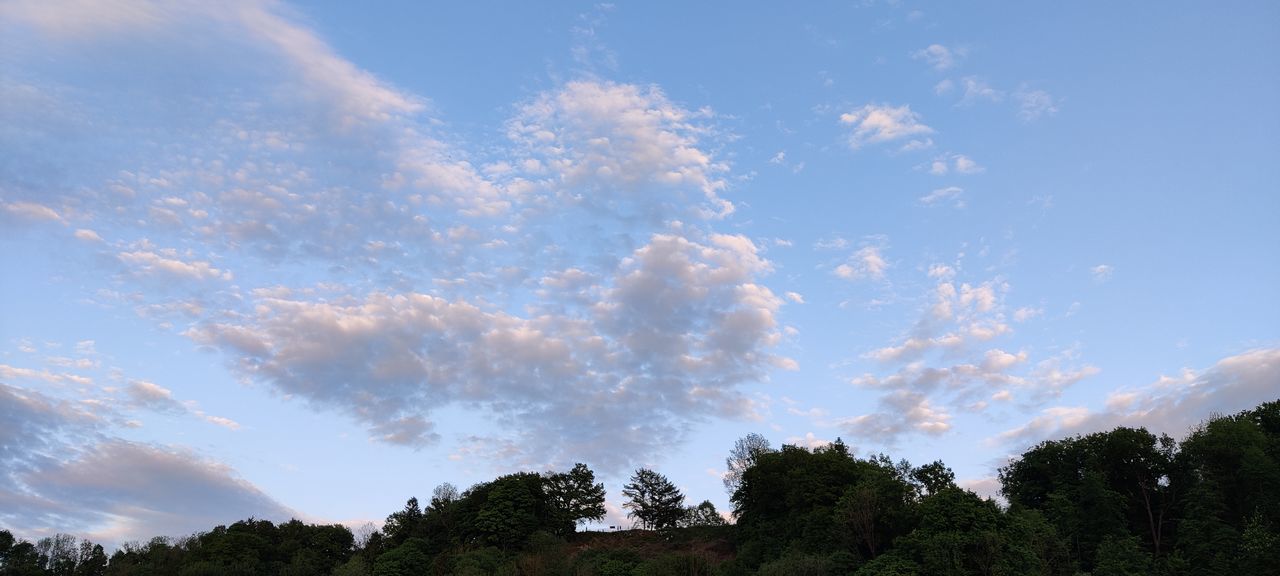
724 432 773 495
681 500 727 527
622 468 685 530
544 462 607 533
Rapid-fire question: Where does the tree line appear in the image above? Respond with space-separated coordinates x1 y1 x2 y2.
2 400 1277 575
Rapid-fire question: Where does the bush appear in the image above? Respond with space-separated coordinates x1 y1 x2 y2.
756 552 831 576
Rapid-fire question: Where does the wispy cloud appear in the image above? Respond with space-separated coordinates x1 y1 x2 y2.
919 186 965 208
912 44 965 71
994 348 1280 446
839 104 934 151
1014 86 1060 121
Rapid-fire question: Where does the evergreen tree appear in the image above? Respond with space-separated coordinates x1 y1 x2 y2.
622 468 685 530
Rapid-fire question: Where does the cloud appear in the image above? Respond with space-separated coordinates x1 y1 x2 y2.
927 264 955 280
919 186 964 208
997 347 1280 447
5 0 421 129
835 245 889 281
187 232 790 471
839 104 934 151
1014 86 1059 121
73 229 103 242
1091 264 1114 283
953 155 983 174
23 440 294 545
840 269 1097 444
508 80 732 219
912 44 964 71
785 432 833 450
124 380 184 413
839 390 952 442
1013 307 1043 322
3 0 788 480
2 201 64 223
1 381 282 545
959 77 1004 105
925 153 983 176
118 248 233 282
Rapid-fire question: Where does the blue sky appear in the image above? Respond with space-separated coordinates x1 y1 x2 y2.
1 0 1277 546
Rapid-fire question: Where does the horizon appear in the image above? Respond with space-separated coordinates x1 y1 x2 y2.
1 0 1277 549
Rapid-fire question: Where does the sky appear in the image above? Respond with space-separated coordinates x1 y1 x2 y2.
1 0 1278 547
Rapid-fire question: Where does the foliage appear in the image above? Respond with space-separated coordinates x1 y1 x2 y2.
543 462 608 532
622 468 686 530
681 501 727 527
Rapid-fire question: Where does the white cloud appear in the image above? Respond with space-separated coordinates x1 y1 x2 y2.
919 186 965 207
125 379 183 413
1014 86 1060 121
2 0 795 481
953 155 983 174
959 77 1005 105
982 349 1028 372
814 236 850 251
842 267 1099 445
924 153 983 176
785 291 805 304
1013 306 1043 322
839 390 952 443
7 0 423 130
912 44 964 71
926 264 955 281
73 229 103 242
186 232 790 471
508 80 732 219
1091 264 1114 283
835 245 890 281
785 432 832 449
839 104 934 151
118 249 233 282
25 440 292 545
2 201 63 223
0 383 287 545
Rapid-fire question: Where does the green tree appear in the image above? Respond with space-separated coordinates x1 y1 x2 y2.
622 468 685 530
909 461 956 497
1093 535 1151 576
371 539 429 576
472 474 542 547
544 462 607 533
682 500 728 527
382 497 423 546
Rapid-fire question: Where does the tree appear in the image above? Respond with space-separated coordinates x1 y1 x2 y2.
910 460 956 497
724 433 773 495
622 468 686 530
683 500 728 527
74 540 107 576
544 462 607 533
382 497 423 546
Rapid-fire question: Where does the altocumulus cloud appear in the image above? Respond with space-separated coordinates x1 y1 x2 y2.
839 267 1098 445
1 0 795 477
